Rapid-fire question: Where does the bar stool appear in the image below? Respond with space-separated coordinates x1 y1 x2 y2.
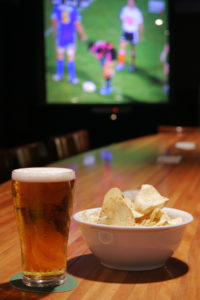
71 129 90 154
48 133 76 161
14 141 51 168
48 129 90 161
0 149 15 183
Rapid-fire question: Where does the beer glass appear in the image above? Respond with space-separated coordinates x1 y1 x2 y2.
11 167 76 287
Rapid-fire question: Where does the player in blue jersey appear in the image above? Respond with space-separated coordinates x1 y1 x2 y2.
51 0 87 84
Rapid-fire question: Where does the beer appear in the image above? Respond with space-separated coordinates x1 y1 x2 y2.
12 167 75 287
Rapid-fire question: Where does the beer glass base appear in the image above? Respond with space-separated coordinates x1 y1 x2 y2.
22 273 67 287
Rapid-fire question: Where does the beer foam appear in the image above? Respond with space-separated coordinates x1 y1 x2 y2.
12 167 75 182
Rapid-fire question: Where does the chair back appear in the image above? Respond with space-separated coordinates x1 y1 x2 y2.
49 129 90 161
71 129 90 154
14 141 50 168
0 149 15 183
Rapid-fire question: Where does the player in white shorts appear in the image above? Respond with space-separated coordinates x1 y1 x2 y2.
116 0 144 72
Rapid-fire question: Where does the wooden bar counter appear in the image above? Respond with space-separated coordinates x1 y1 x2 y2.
0 132 200 299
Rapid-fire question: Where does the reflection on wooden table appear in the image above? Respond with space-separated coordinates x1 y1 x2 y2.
0 132 200 299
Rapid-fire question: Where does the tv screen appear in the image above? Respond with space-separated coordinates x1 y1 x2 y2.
44 0 169 105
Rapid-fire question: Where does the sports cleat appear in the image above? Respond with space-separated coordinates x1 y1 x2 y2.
116 64 124 71
69 78 80 85
52 74 63 81
99 86 113 95
128 65 135 72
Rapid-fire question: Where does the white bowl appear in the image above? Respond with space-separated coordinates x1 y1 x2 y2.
73 207 193 271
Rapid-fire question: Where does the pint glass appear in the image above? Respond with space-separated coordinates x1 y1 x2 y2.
11 167 76 287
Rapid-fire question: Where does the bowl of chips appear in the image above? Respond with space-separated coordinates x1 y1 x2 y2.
73 185 193 271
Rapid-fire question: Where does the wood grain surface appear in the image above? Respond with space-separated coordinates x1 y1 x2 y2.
0 132 200 299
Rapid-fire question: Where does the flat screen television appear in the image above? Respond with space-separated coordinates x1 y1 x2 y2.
43 0 170 105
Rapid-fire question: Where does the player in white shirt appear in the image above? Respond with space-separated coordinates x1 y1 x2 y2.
116 0 144 72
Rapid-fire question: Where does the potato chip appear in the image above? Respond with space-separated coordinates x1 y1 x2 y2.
82 210 100 224
149 207 162 223
141 219 157 227
135 208 156 226
97 188 136 226
123 195 143 219
135 209 166 227
155 212 169 226
82 185 183 227
134 184 169 215
167 217 183 225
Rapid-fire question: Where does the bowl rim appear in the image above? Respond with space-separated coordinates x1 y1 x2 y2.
73 207 193 231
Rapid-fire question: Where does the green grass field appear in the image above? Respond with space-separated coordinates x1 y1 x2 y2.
44 0 168 104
